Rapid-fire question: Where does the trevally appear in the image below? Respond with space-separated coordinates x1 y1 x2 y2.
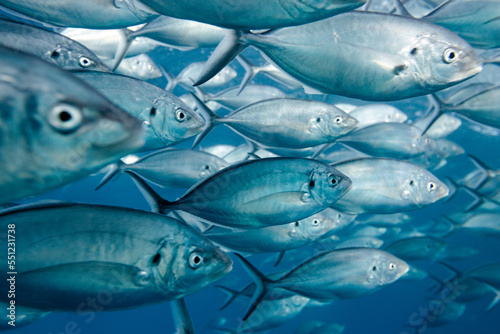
0 202 232 312
0 46 143 205
330 158 449 214
73 71 205 152
128 157 352 229
96 148 229 190
347 104 408 129
236 248 408 320
0 0 158 28
104 54 162 80
195 97 358 149
136 0 366 29
196 11 482 101
0 18 109 72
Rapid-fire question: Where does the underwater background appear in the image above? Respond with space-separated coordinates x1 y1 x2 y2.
2 1 500 333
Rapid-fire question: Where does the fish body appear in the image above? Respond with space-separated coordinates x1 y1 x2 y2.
383 236 448 261
330 158 449 214
214 98 358 148
0 202 231 311
0 46 143 204
197 11 482 101
0 0 158 28
0 18 109 72
348 104 407 129
136 0 366 29
107 54 162 80
74 71 205 151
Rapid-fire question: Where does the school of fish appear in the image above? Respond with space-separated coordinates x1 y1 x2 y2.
0 0 499 333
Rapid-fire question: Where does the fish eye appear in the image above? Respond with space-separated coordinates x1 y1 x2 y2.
389 263 396 270
410 47 418 55
316 117 321 122
409 180 414 186
51 50 60 59
311 219 320 226
334 117 343 124
79 56 92 68
443 48 458 64
48 103 83 132
188 252 204 269
328 174 338 186
427 182 436 192
175 109 187 122
372 266 377 271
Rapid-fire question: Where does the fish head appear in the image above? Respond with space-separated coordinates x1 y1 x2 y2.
295 212 338 241
433 139 465 158
309 165 352 206
368 250 409 286
149 98 205 146
400 169 449 205
43 45 110 72
155 230 232 298
318 106 359 139
384 107 408 123
199 156 229 179
123 54 162 80
410 31 482 90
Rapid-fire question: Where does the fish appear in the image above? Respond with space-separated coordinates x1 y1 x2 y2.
105 54 162 80
135 0 366 29
337 123 436 159
0 46 144 205
0 202 232 311
422 0 500 49
0 0 158 28
0 18 110 72
204 211 338 254
383 236 448 262
195 11 482 101
236 248 408 320
195 97 358 149
73 71 205 152
128 157 352 229
347 104 408 129
165 62 237 91
96 148 229 190
329 158 449 214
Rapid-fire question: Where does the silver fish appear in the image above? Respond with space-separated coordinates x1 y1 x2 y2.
129 157 352 229
0 0 158 28
165 62 237 91
105 54 162 80
0 18 109 72
0 202 232 311
237 248 408 319
73 71 205 152
348 104 408 129
196 11 482 101
96 148 229 190
330 158 449 214
136 0 366 29
0 46 144 204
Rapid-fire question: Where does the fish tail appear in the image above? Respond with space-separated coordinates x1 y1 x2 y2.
486 284 500 311
438 261 460 275
235 55 258 96
160 66 178 92
94 160 126 191
190 93 222 149
417 94 443 136
467 154 494 188
215 285 243 311
124 170 172 213
234 253 272 321
111 28 135 71
193 30 248 86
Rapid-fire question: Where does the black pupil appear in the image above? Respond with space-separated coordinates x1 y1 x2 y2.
410 48 417 55
193 256 200 264
331 178 336 185
309 180 315 187
51 50 60 59
152 253 161 265
410 180 414 186
59 111 72 122
178 112 185 119
316 117 321 122
448 52 455 59
372 266 377 271
150 107 156 116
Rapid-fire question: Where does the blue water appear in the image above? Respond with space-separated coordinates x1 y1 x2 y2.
5 8 500 334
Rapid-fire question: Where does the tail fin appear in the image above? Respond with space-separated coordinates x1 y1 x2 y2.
125 170 171 214
235 55 259 95
216 285 244 311
190 93 221 149
95 160 126 191
416 94 443 136
194 30 248 86
235 254 272 321
112 28 135 71
486 283 500 311
171 298 195 334
393 0 413 17
160 66 178 92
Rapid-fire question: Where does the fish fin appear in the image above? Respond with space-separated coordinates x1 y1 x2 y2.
422 0 453 18
111 28 134 71
171 298 195 334
427 273 445 293
274 251 286 267
393 0 413 17
194 30 248 86
124 170 171 213
190 93 221 149
438 261 460 275
235 55 258 95
216 285 243 311
95 160 125 191
160 66 178 92
485 284 500 311
235 254 271 321
442 177 458 203
468 155 493 187
310 143 332 159
416 95 443 136
246 152 261 160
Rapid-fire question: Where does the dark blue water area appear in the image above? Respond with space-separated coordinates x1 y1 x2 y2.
4 11 500 334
